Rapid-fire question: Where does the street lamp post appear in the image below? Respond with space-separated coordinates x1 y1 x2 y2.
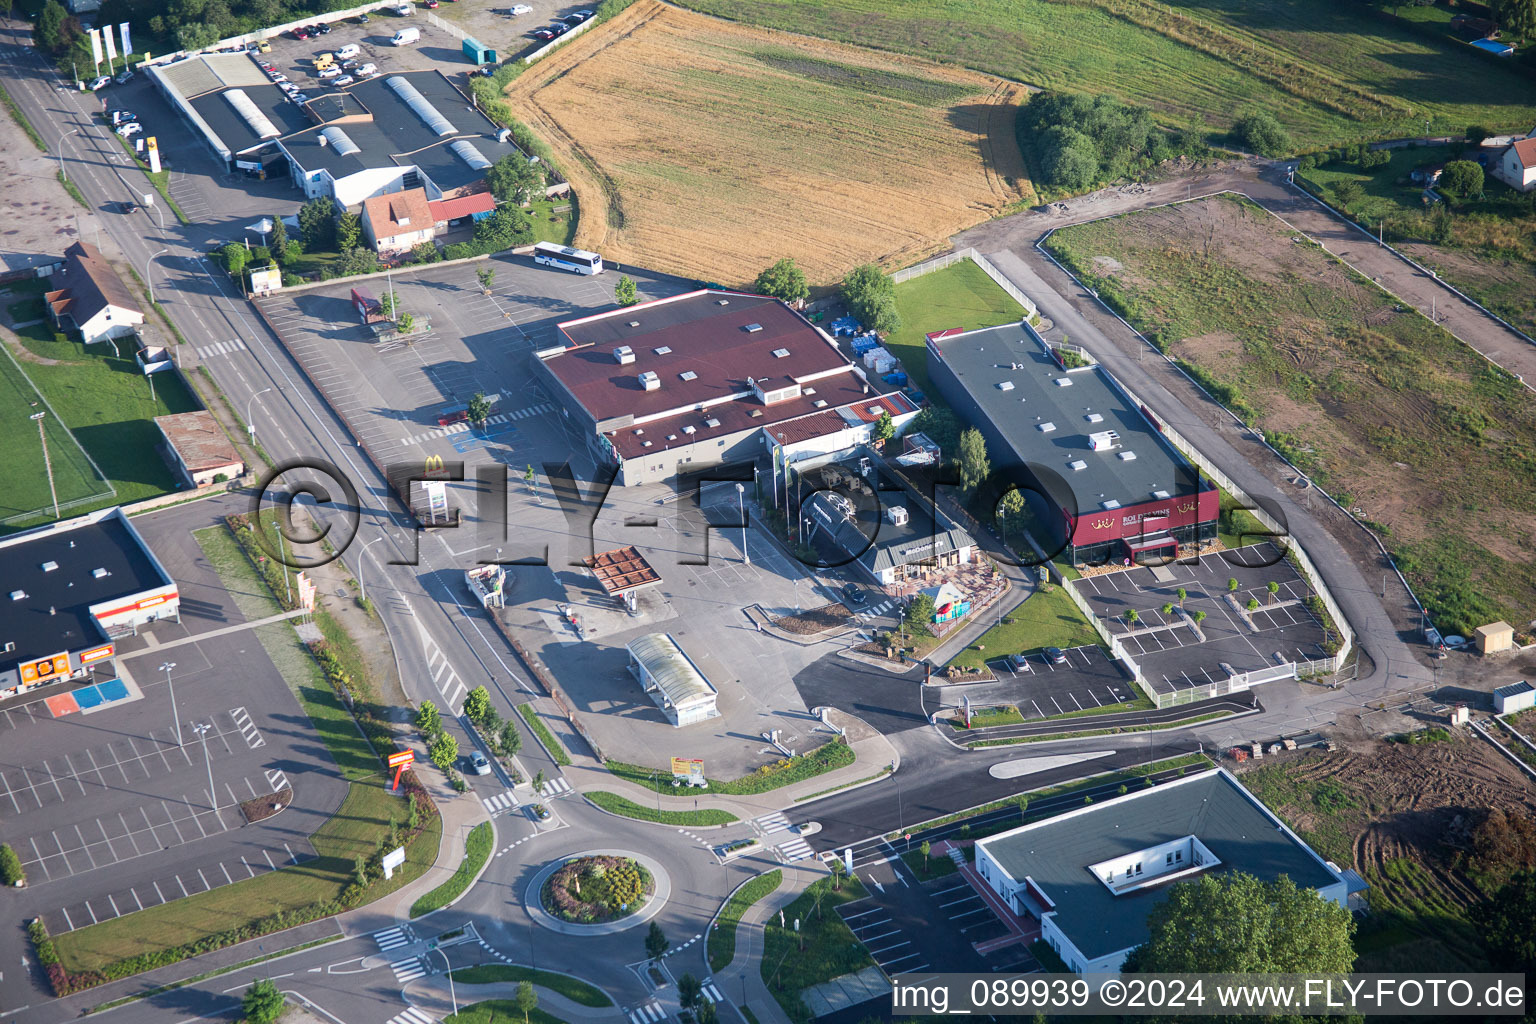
193 721 215 810
735 482 749 565
56 127 80 182
246 387 273 446
430 946 457 1015
29 410 60 519
145 248 169 306
358 531 387 605
160 661 181 745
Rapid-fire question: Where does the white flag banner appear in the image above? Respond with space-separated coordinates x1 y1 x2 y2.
88 27 102 67
102 24 118 61
119 22 132 57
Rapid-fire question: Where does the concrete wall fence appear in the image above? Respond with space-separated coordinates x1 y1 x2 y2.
893 248 1039 321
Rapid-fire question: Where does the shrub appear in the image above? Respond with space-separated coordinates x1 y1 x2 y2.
1234 110 1291 157
840 263 900 333
0 844 24 886
1439 160 1484 200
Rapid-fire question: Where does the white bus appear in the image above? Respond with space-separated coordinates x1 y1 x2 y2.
532 242 604 275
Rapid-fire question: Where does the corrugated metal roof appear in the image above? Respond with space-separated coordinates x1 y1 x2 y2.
223 88 281 140
386 75 458 137
627 633 716 712
1494 680 1534 699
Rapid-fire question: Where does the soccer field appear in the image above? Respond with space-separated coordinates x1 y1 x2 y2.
0 343 111 523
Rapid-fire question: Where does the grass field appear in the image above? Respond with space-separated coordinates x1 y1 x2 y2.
676 0 1536 150
1044 196 1536 634
0 310 199 526
517 704 572 767
444 1003 567 1024
411 821 493 918
585 791 738 825
760 875 871 1019
606 738 854 795
885 258 1028 395
708 869 782 972
502 0 1029 287
947 588 1104 671
450 965 612 1007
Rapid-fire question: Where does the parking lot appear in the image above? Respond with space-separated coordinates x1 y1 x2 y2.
0 500 347 937
1073 543 1330 699
946 643 1141 721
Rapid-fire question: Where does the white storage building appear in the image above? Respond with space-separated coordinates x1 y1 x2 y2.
626 632 719 728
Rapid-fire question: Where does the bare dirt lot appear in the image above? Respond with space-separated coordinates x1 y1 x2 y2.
1044 196 1536 636
1238 730 1536 970
501 0 1031 286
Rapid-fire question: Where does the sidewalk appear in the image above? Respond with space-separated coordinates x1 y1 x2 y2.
561 707 900 822
712 862 828 1024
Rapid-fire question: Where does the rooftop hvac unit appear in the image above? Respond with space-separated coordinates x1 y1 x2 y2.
1037 421 1056 433
1118 451 1138 461
638 370 660 391
613 345 635 364
1069 460 1088 471
497 128 511 144
1088 430 1121 452
997 381 1015 391
1086 412 1104 423
888 506 909 526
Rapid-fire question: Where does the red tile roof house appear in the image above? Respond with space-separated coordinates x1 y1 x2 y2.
533 289 918 487
359 188 437 256
1492 136 1536 193
43 241 145 346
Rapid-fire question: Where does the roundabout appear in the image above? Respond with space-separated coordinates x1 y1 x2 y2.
524 848 672 936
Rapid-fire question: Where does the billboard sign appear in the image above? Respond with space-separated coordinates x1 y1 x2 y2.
295 571 316 611
424 479 448 519
388 750 416 768
670 757 704 784
20 653 70 685
102 24 117 62
146 137 161 174
382 846 406 879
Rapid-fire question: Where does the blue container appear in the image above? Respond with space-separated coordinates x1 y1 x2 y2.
883 371 908 386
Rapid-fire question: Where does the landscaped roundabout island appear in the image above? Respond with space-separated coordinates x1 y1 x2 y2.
542 855 654 924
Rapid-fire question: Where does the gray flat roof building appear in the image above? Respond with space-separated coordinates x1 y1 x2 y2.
974 768 1346 972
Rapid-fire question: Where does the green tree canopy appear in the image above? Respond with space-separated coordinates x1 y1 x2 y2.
753 258 810 303
957 427 990 495
678 973 702 1009
428 731 459 771
906 592 936 631
221 243 249 279
615 274 638 307
910 406 959 458
1332 180 1364 209
515 979 538 1024
35 0 68 53
1439 160 1484 200
335 212 362 252
412 241 441 264
338 247 380 277
299 198 336 252
872 410 895 444
1126 873 1355 984
645 920 670 961
1234 110 1292 157
467 393 492 426
1497 0 1536 41
840 263 900 334
488 154 546 204
463 684 492 722
415 700 442 738
0 843 24 886
241 979 286 1024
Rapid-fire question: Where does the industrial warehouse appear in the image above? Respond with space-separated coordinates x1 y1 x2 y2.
926 322 1218 566
535 290 918 486
0 508 180 701
145 53 520 207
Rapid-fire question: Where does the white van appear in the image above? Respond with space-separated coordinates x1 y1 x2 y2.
336 43 361 59
392 26 420 45
392 2 413 14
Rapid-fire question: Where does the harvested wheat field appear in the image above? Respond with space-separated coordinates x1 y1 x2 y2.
502 0 1031 285
1239 732 1536 970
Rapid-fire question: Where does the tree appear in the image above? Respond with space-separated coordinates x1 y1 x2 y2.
997 487 1027 541
1267 580 1280 605
463 684 492 722
1439 160 1484 200
500 718 522 756
428 731 459 771
338 247 380 276
488 153 546 204
467 392 492 426
35 0 67 52
678 973 702 1009
1126 608 1139 625
277 240 302 266
515 979 538 1024
397 312 416 334
840 263 900 334
270 215 288 253
957 427 989 495
0 843 24 886
472 207 534 252
241 979 286 1024
411 241 441 264
615 274 638 307
1471 870 1536 976
910 406 959 458
335 212 362 252
905 592 936 633
299 198 336 252
645 921 669 962
477 266 496 294
753 257 810 303
380 290 399 320
1016 794 1030 818
919 839 931 874
221 243 249 280
1332 180 1364 209
1176 587 1187 609
415 700 442 738
1246 596 1261 611
1228 578 1240 592
696 999 720 1024
1497 0 1536 41
1193 610 1207 626
1162 602 1174 616
353 853 368 886
1234 110 1291 157
871 410 895 445
1127 873 1354 993
1465 125 1491 147
830 855 846 891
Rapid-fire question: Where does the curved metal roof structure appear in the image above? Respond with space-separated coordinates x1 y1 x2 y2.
318 126 361 157
222 88 280 140
626 632 716 713
386 75 457 137
449 139 492 171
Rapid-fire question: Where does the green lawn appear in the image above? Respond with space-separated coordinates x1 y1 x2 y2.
585 791 738 826
675 0 1536 151
450 965 612 1007
760 875 872 1020
527 195 577 247
946 589 1104 671
886 258 1027 395
412 821 494 918
606 738 855 796
0 340 111 523
946 705 1025 729
444 1002 567 1024
517 704 572 766
709 869 783 972
1297 144 1467 225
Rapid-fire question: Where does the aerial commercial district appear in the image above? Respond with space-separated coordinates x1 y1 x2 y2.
0 0 1535 1021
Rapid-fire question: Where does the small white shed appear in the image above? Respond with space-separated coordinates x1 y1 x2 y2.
1493 680 1535 715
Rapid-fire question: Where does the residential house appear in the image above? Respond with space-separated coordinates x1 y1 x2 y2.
1493 137 1536 192
360 187 436 256
43 241 144 346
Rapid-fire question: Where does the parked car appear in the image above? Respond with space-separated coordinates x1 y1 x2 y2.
425 0 440 7
337 43 361 58
290 26 310 39
333 75 355 86
1043 646 1067 664
88 75 111 90
115 122 142 137
1008 652 1033 671
269 72 288 82
357 11 370 22
111 109 136 124
549 21 570 34
510 3 532 12
292 92 310 104
564 9 593 22
316 22 332 33
842 583 866 605
357 62 378 76
253 39 272 52
317 66 341 78
466 751 491 776
341 60 359 71
392 2 413 13
531 27 556 39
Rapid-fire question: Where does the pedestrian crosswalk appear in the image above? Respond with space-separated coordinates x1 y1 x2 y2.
702 981 725 1003
538 777 572 798
386 1007 434 1024
482 790 519 814
400 403 555 447
390 955 426 984
754 811 792 835
856 599 896 621
231 706 264 748
195 338 248 359
778 837 814 862
374 925 412 953
627 1001 667 1024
